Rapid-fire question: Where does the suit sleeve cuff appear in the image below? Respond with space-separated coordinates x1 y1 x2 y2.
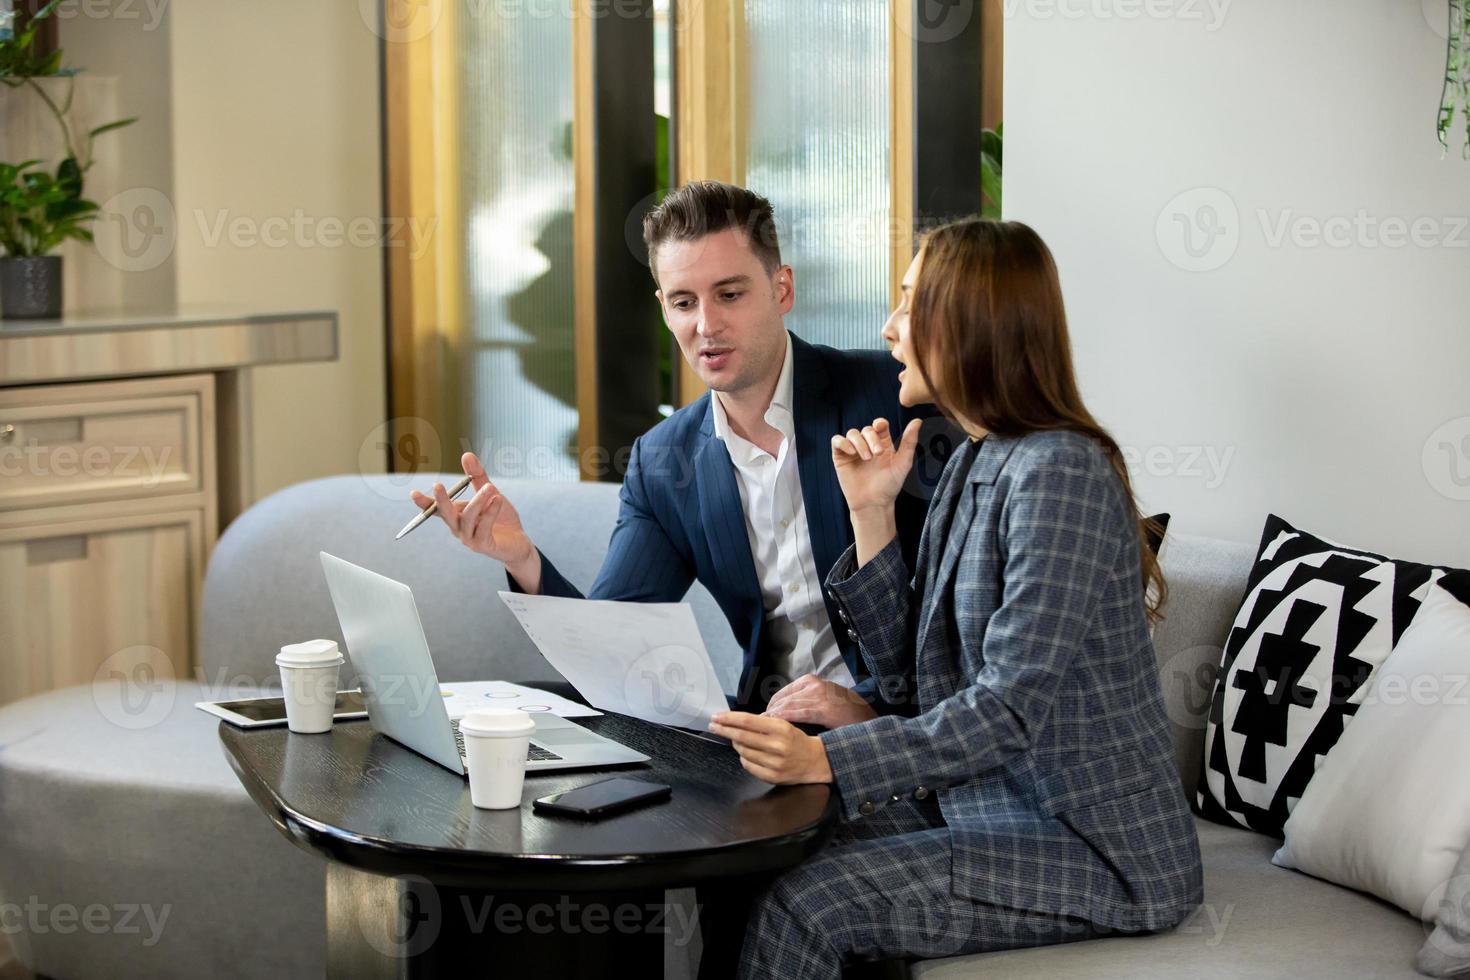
823 537 909 643
505 549 581 599
819 716 923 822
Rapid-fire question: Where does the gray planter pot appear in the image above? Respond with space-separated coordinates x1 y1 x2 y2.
0 255 64 319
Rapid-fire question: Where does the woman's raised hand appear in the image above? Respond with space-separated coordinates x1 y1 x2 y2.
830 417 922 516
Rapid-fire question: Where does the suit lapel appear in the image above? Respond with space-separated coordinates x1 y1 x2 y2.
914 461 970 654
790 336 846 587
916 482 976 652
694 403 763 612
913 436 970 585
914 435 1016 655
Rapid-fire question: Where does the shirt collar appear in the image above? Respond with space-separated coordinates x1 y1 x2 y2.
710 331 795 451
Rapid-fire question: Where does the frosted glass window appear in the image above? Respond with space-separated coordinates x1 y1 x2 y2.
744 0 892 351
655 0 676 412
459 11 579 481
655 0 672 118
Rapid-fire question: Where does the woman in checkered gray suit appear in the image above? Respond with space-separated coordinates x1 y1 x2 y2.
708 219 1203 979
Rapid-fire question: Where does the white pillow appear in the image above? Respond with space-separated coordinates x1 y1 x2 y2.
1272 574 1470 919
1419 841 1470 976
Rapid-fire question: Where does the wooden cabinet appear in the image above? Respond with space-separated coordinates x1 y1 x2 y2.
0 380 207 511
0 375 216 705
0 310 336 707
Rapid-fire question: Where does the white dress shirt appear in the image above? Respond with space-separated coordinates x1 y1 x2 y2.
709 333 857 690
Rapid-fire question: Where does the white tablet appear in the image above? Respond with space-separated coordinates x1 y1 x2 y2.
195 689 369 728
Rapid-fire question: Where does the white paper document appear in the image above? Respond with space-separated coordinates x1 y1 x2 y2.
436 680 601 720
497 592 731 729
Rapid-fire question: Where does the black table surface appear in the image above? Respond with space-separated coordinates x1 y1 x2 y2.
219 682 840 892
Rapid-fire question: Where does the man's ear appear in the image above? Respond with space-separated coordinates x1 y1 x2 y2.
654 289 669 327
774 265 795 314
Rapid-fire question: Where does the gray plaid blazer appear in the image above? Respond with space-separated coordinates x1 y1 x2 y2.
821 429 1202 933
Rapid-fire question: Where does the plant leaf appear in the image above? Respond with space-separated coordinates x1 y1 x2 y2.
981 161 1003 218
88 117 138 139
981 128 1003 167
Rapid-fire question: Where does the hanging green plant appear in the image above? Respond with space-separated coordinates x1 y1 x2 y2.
1439 0 1470 157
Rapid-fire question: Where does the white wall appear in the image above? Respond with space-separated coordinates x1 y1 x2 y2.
51 0 386 503
57 2 177 311
1005 0 1470 567
168 0 386 499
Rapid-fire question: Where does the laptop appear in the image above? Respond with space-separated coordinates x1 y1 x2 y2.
318 552 649 775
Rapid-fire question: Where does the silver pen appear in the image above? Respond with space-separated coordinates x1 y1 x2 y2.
395 474 473 540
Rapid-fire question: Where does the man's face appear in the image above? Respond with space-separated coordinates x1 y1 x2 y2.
654 227 793 395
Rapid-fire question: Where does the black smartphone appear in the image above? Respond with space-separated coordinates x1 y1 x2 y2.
533 778 672 819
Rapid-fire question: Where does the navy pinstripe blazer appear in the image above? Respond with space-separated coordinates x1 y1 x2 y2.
821 429 1203 932
524 332 940 711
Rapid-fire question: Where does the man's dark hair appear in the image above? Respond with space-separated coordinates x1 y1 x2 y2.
641 180 782 283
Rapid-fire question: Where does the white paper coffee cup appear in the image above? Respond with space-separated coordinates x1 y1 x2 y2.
459 710 536 809
276 639 345 734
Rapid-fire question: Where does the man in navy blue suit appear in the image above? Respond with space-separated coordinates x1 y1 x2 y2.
412 180 945 726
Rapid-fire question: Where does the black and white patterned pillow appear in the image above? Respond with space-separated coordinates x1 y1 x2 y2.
1196 515 1458 837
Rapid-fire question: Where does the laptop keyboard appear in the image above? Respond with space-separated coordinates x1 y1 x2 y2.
450 719 564 763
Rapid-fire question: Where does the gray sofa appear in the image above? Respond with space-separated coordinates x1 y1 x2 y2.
0 474 1431 979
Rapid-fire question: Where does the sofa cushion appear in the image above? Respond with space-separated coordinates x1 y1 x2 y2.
1418 839 1470 977
200 475 744 696
1272 572 1470 919
912 818 1426 979
0 680 325 979
1146 531 1256 796
1197 514 1452 836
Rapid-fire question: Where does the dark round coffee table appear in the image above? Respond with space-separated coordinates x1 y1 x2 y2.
219 682 838 978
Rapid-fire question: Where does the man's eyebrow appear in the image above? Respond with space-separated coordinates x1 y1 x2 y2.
664 275 753 300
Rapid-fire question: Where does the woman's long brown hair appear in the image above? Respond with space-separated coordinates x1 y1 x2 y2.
908 218 1168 624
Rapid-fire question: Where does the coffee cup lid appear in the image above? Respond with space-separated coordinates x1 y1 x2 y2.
458 709 536 736
276 639 344 667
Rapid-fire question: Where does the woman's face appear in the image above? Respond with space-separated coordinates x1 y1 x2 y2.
882 249 934 408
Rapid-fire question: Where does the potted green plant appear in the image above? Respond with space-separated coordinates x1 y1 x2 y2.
1439 0 1469 156
0 156 99 316
0 0 134 318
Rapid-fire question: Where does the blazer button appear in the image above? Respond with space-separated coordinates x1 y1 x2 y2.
846 628 859 642
858 801 876 816
913 786 931 801
838 607 850 624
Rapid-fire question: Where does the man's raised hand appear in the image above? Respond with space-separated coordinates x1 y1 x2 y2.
410 452 542 590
